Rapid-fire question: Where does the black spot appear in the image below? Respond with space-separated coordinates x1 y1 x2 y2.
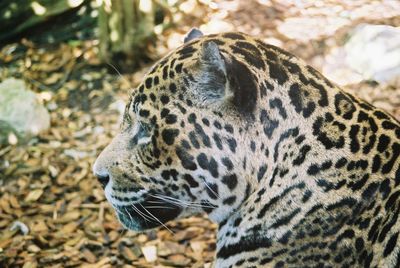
139 109 150 117
269 98 287 119
270 208 301 229
355 238 364 252
227 138 237 153
149 93 156 102
335 92 356 120
383 232 398 257
165 114 177 124
362 182 379 200
183 174 199 188
183 175 198 188
372 155 382 173
374 110 390 120
221 157 233 171
213 133 223 150
196 153 219 178
289 83 316 118
292 145 311 166
382 120 397 130
385 191 400 211
302 190 312 203
180 141 192 153
312 114 345 149
161 170 171 180
349 174 369 191
377 134 390 152
153 76 159 86
161 129 179 145
224 124 234 133
175 63 183 73
349 125 360 153
223 32 246 40
379 179 391 200
201 200 214 213
257 165 268 182
160 95 170 104
335 157 348 168
250 141 256 152
205 182 219 199
208 157 219 178
145 77 153 89
197 153 208 169
176 146 197 170
213 120 222 129
257 182 305 219
188 131 200 149
223 196 236 205
260 109 279 138
231 41 265 70
273 127 299 162
265 55 288 85
169 83 177 93
188 113 196 124
217 236 272 260
178 45 196 60
382 143 400 174
194 123 211 147
160 108 170 118
222 174 238 190
202 118 210 126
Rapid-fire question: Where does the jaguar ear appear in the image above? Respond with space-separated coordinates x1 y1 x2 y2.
197 41 257 115
184 28 203 43
196 41 231 102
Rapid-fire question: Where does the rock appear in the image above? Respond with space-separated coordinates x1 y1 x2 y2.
0 78 50 140
323 24 400 85
141 245 157 262
10 221 29 235
345 24 400 83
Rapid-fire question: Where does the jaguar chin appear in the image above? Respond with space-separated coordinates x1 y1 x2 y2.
112 197 182 231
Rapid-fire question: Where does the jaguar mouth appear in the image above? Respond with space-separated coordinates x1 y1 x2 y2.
114 196 182 231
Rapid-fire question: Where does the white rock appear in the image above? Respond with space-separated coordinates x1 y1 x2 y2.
0 78 50 137
10 221 29 235
345 24 400 83
323 24 400 85
141 245 157 262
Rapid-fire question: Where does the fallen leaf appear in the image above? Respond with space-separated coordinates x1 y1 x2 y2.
25 189 44 202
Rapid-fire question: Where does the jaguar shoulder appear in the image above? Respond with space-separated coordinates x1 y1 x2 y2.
94 29 400 267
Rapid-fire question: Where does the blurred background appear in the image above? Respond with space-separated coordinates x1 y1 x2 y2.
0 0 399 267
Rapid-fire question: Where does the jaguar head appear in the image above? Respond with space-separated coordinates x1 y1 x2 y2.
93 30 259 231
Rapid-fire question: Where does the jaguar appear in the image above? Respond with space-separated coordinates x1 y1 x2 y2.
93 29 400 267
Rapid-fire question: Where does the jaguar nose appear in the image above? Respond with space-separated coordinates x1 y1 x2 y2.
95 174 110 189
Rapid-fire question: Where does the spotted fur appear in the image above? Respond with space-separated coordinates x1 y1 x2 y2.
93 30 400 267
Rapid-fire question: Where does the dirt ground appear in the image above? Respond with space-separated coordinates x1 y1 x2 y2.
1 1 400 267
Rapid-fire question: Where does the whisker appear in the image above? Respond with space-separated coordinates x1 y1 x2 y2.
149 194 217 209
138 203 174 234
144 205 177 209
106 63 134 92
202 179 221 200
131 204 155 223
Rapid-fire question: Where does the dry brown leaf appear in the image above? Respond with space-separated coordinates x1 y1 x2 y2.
25 189 44 202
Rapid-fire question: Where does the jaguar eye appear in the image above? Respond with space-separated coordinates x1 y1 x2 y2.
135 122 152 145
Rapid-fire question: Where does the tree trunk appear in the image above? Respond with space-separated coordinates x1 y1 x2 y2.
98 0 173 70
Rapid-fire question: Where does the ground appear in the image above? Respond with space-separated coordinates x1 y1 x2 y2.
0 1 400 267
